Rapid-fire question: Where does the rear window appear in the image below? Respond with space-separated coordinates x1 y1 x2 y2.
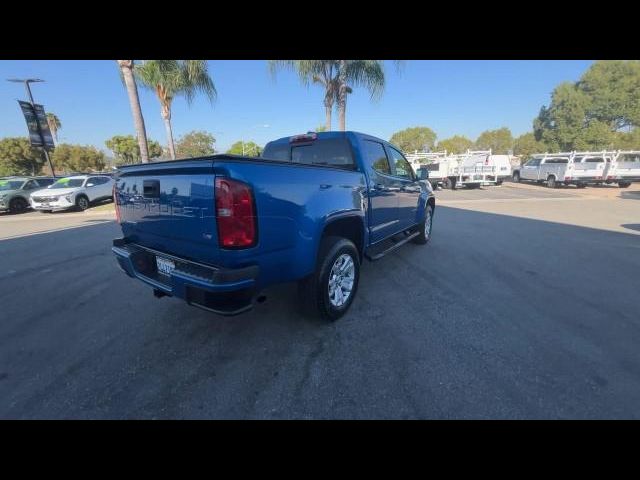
618 154 640 163
262 142 290 161
291 139 354 169
50 178 85 189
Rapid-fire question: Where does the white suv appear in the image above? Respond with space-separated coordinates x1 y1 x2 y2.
30 175 114 212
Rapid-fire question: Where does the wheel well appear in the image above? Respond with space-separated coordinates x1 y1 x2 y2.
513 170 520 175
76 194 88 202
321 216 364 262
547 174 556 180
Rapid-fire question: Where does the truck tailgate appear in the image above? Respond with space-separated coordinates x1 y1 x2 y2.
115 159 220 265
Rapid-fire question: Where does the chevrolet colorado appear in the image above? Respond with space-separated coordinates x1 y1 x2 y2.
112 131 435 321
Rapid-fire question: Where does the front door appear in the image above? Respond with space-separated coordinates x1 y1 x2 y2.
385 145 422 230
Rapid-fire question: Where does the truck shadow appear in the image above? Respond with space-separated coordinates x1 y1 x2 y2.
1 208 640 419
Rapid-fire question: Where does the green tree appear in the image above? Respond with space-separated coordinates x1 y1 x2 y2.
226 141 261 156
336 60 386 131
390 126 437 152
135 60 216 160
176 130 216 158
533 61 640 151
315 125 328 132
474 127 514 154
579 60 640 130
105 135 162 165
46 113 62 146
51 144 105 173
270 60 392 131
437 135 473 154
116 60 150 163
513 132 546 161
0 137 44 176
269 60 341 131
614 128 640 150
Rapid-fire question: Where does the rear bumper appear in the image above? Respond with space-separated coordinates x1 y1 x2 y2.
564 176 604 183
112 238 259 316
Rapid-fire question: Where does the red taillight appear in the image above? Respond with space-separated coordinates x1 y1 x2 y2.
113 184 121 224
215 177 256 248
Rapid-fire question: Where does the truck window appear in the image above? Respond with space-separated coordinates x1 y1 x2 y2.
262 142 290 161
583 157 604 163
526 158 541 167
386 146 415 180
362 140 391 175
291 139 354 169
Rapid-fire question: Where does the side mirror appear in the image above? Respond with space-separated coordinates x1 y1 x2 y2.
417 167 429 180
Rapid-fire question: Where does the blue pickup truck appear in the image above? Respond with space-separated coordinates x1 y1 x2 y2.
112 131 435 321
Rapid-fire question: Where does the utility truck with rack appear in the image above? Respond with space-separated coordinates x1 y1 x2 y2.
513 151 617 188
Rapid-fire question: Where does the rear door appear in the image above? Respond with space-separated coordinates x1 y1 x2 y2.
614 153 640 178
574 156 606 180
385 145 422 229
360 140 400 243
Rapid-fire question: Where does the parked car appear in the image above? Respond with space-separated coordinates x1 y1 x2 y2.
30 175 114 212
0 176 56 213
112 131 436 321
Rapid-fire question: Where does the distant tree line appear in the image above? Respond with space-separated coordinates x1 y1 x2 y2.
390 61 640 163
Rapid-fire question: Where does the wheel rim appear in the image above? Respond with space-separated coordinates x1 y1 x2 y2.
79 198 88 209
424 207 432 239
328 253 355 308
12 199 26 212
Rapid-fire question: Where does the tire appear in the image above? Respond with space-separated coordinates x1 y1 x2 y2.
39 210 52 214
619 181 631 188
9 197 28 214
512 171 520 182
496 179 503 186
547 175 557 189
576 183 587 189
76 195 90 211
298 236 360 322
442 178 452 189
413 203 434 245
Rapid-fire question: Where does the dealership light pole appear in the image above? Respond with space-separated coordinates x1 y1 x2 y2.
7 78 56 177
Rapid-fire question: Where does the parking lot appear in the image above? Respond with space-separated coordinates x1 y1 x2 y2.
1 182 639 419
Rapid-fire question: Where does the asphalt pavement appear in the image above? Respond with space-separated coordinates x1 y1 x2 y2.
1 183 639 418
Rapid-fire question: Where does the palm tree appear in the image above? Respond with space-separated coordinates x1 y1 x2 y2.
116 60 150 163
269 60 390 131
269 60 340 131
135 60 216 160
336 60 385 131
46 113 61 146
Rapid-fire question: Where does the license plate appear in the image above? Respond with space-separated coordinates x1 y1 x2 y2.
156 256 175 276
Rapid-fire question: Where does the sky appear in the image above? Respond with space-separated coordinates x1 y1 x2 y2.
0 60 594 154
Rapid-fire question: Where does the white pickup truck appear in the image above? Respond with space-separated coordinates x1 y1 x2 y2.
605 151 640 187
513 151 612 188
